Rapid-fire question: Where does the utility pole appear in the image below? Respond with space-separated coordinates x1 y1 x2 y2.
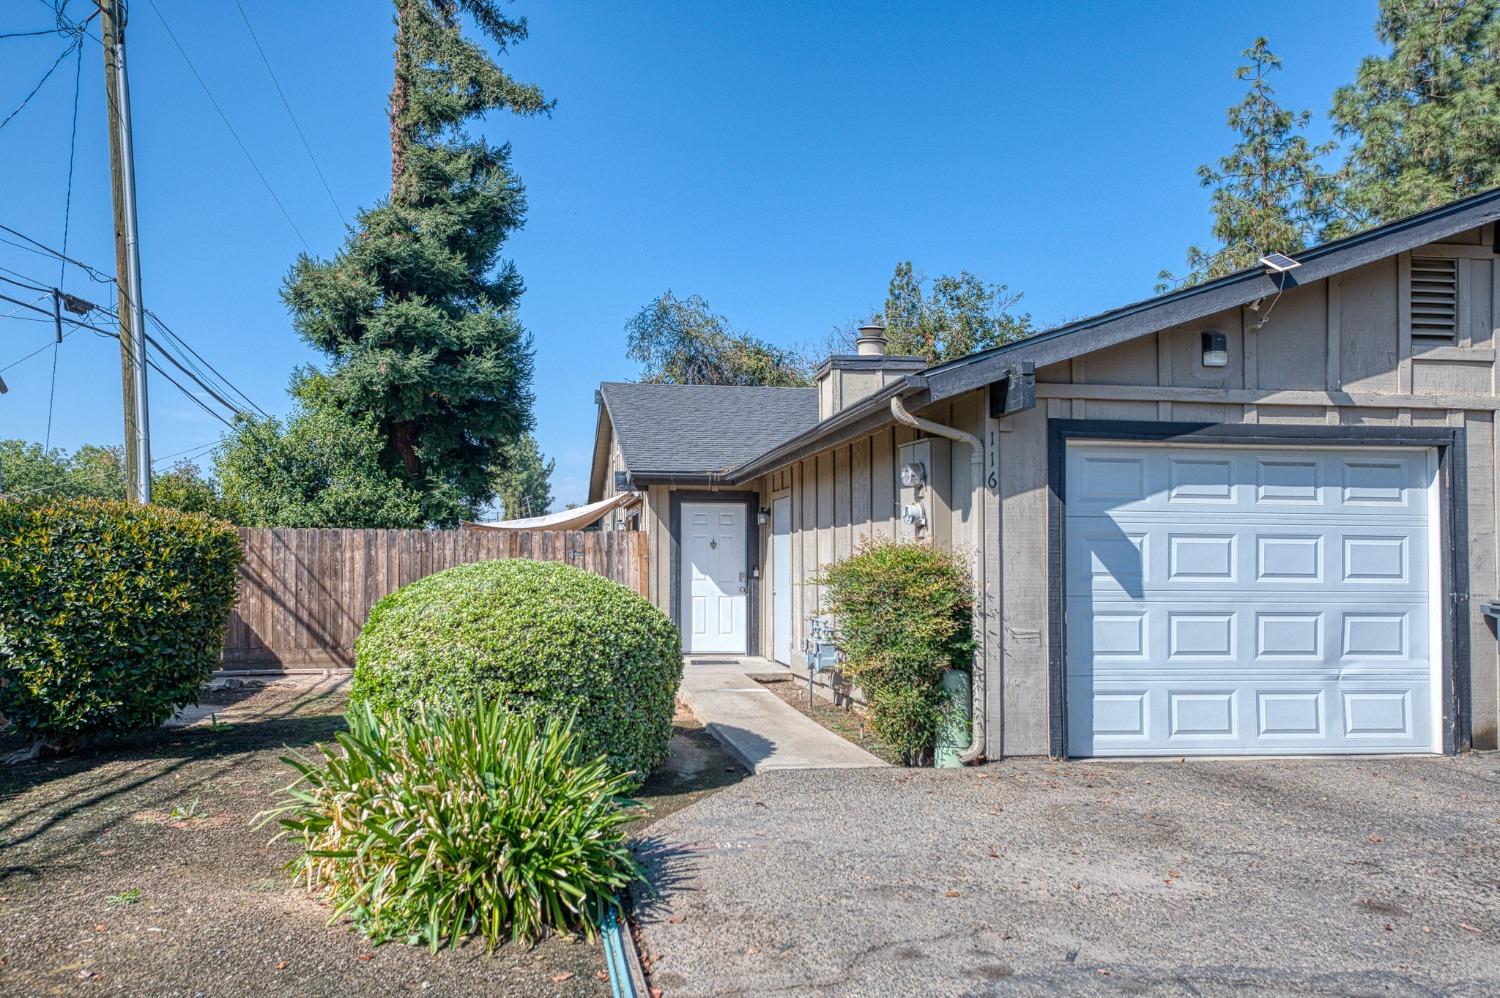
98 0 151 502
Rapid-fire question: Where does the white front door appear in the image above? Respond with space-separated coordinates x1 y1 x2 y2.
772 496 792 664
1065 441 1439 757
681 502 747 654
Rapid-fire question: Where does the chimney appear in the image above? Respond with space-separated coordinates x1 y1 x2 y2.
855 321 887 357
813 319 926 420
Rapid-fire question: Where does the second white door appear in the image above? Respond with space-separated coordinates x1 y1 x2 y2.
772 496 792 664
682 502 747 654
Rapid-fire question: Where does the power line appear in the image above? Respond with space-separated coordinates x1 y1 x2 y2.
0 28 66 40
46 37 85 448
145 309 269 417
0 287 240 430
0 242 269 420
231 0 347 227
0 322 79 374
152 438 218 467
35 0 102 47
143 353 236 430
0 37 81 132
144 0 313 253
0 222 114 283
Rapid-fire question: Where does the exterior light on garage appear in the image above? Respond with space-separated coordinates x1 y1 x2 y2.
757 507 771 525
1200 330 1229 368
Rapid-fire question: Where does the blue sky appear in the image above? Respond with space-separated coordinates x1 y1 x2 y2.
0 0 1379 508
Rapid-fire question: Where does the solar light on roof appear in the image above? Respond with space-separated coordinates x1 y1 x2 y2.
1259 252 1301 274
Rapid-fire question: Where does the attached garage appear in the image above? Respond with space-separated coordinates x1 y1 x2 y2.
1058 427 1455 757
591 192 1500 760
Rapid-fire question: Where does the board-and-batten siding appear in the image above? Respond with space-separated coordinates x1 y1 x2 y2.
1017 231 1500 753
750 396 986 675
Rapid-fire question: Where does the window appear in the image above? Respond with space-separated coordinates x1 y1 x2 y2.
1409 256 1458 342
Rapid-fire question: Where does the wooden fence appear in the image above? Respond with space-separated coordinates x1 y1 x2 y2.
223 527 650 671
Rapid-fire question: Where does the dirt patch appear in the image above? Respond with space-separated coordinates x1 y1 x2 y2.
630 702 750 831
750 673 902 765
0 683 607 996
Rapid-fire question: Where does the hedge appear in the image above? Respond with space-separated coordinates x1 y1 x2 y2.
0 498 242 749
349 559 682 782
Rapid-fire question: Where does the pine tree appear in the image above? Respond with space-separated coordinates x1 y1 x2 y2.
1330 0 1500 234
1164 38 1334 288
881 262 1033 364
493 433 554 519
281 0 551 525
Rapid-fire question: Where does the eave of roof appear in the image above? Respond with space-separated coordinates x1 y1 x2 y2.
919 185 1500 403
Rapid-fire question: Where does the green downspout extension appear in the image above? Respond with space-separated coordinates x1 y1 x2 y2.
935 667 972 768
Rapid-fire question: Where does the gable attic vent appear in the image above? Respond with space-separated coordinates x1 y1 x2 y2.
1410 256 1458 341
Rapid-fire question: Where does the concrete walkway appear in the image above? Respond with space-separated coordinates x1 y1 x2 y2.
677 657 886 772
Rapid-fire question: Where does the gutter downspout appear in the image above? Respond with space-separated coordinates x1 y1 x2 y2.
889 395 986 764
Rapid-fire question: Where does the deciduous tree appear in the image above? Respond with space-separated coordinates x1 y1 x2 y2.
625 291 810 386
881 263 1033 364
214 374 437 528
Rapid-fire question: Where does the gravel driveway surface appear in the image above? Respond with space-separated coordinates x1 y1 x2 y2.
632 755 1500 996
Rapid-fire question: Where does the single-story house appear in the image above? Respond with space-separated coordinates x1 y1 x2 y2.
589 188 1500 760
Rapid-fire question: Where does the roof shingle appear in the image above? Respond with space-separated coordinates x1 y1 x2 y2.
600 382 819 475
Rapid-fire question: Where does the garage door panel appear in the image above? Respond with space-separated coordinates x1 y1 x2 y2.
1067 521 1427 597
1069 678 1433 756
1066 448 1431 517
1070 598 1429 672
1065 442 1437 757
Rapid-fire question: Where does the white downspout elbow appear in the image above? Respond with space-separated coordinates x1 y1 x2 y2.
890 395 986 764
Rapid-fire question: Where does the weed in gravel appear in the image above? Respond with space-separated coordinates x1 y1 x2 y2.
169 799 206 821
106 888 142 906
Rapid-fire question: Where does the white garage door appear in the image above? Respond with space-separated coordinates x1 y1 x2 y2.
1065 442 1439 757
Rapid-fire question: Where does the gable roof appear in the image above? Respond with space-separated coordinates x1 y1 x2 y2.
918 184 1500 404
590 186 1500 490
599 381 819 481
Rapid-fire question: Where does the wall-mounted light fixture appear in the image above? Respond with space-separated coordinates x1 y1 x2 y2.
756 507 771 526
1200 330 1229 368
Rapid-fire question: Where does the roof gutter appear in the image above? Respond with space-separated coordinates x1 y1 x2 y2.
888 395 987 765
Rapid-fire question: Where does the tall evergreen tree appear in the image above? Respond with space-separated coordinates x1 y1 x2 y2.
492 433 554 519
881 262 1033 364
1164 38 1334 288
1330 0 1500 234
281 0 551 524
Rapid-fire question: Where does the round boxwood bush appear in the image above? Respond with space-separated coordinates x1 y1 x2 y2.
0 498 242 750
350 559 682 781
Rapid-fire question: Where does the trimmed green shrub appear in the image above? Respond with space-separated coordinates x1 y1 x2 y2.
0 498 241 750
260 702 643 949
820 540 972 765
350 559 681 782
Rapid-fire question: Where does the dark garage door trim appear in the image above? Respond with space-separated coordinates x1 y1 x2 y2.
1045 419 1469 759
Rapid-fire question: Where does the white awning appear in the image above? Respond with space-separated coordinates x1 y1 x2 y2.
462 492 640 533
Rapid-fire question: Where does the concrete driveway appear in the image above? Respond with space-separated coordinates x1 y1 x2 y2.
632 756 1500 996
